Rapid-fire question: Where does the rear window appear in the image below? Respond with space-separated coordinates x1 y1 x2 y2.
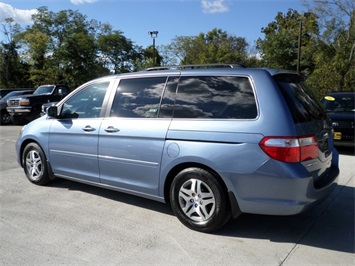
275 74 327 123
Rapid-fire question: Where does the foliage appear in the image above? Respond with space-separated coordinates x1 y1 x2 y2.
302 0 355 95
0 18 31 88
2 7 143 89
1 2 353 97
168 28 249 65
97 23 139 74
257 9 319 74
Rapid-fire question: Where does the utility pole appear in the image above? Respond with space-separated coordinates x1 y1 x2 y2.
297 13 310 73
148 31 158 66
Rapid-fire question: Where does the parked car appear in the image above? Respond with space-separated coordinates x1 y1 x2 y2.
0 88 34 100
6 84 70 125
0 90 34 125
16 64 339 232
321 91 355 148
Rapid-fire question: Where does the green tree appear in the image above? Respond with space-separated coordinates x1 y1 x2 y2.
157 45 178 66
131 45 165 71
302 0 355 93
18 7 110 88
169 28 249 65
0 18 30 87
97 24 138 74
257 9 319 74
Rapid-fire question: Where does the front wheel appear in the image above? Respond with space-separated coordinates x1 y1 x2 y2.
170 168 230 232
0 112 11 125
10 115 26 125
23 143 50 185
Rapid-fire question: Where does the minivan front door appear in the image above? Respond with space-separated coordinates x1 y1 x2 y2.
48 81 111 182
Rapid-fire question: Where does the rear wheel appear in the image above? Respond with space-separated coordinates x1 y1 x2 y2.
170 167 230 232
23 143 50 185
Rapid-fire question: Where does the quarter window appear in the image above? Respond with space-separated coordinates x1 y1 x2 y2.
174 76 257 119
110 77 167 118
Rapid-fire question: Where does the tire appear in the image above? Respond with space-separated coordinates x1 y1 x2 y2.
0 112 11 125
30 105 42 121
23 143 50 185
170 167 230 232
10 115 26 125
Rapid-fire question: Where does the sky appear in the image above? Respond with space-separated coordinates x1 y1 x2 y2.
0 0 307 49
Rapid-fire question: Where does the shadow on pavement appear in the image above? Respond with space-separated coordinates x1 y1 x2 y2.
220 184 354 254
50 178 354 254
50 178 174 216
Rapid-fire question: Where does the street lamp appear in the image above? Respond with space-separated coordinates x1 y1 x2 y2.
297 13 311 73
148 31 158 66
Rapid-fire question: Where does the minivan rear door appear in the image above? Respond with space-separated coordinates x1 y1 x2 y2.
274 74 336 181
98 76 179 197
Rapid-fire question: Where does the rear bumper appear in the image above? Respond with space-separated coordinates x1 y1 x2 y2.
228 159 339 216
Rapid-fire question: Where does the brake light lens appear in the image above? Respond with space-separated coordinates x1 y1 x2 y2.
259 136 318 163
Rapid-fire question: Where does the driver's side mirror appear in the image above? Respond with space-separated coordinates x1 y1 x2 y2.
47 106 58 117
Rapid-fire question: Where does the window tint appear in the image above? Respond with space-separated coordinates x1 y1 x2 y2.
275 75 327 123
110 77 167 118
173 76 257 119
61 82 109 119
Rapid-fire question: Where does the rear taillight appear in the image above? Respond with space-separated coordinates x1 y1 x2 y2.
259 136 318 163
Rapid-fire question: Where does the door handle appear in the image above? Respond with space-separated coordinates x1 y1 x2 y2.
104 126 120 133
82 125 96 132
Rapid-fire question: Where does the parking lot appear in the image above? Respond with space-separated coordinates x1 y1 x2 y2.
0 125 354 265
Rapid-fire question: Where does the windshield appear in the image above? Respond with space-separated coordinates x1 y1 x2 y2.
321 93 355 113
34 85 55 95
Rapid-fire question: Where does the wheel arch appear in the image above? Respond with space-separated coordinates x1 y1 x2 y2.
19 139 54 180
163 162 241 219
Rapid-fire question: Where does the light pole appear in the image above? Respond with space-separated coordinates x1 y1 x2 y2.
297 13 310 73
148 31 158 66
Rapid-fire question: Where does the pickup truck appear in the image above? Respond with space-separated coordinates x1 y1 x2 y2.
6 84 70 124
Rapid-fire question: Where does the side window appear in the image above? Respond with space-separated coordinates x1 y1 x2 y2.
61 81 110 119
110 77 167 118
174 76 257 119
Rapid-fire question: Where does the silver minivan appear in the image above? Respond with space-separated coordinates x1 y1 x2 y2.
16 65 339 232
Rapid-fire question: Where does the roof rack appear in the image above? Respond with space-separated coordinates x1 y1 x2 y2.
145 63 246 71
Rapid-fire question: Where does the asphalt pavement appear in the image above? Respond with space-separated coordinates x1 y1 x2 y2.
0 125 354 265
